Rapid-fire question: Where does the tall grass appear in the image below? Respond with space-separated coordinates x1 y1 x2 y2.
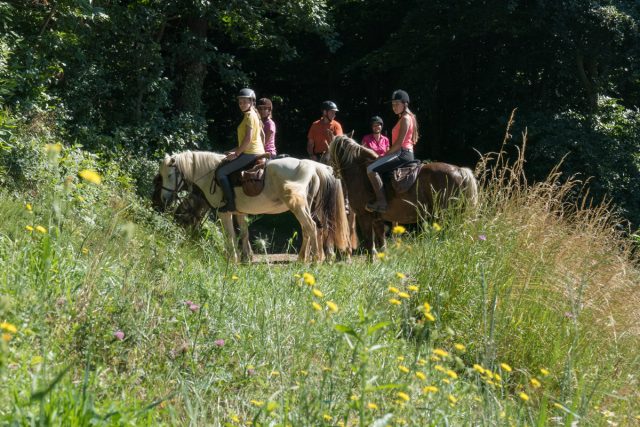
1 122 639 425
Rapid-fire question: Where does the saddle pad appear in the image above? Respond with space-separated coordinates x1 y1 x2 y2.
390 161 423 194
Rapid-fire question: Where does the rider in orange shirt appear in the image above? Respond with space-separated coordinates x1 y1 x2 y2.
307 100 343 161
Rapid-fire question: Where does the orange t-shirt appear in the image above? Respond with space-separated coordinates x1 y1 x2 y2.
307 119 343 154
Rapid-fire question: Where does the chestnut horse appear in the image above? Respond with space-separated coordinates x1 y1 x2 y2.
328 135 478 254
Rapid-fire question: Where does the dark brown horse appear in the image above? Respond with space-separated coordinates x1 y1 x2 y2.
328 135 478 254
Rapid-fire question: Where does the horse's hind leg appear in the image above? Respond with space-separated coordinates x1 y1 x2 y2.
236 213 253 262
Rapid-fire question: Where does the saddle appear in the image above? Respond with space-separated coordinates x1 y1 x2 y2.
385 160 423 194
224 155 269 197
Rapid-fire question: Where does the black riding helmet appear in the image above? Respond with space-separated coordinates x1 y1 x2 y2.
238 88 256 101
370 116 383 126
321 100 339 112
391 90 410 104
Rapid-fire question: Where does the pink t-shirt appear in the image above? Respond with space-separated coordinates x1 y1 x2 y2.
391 114 415 150
361 134 390 156
262 118 277 156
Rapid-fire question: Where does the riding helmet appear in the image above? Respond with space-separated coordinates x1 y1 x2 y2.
370 116 384 126
237 88 256 101
321 100 339 112
391 90 410 104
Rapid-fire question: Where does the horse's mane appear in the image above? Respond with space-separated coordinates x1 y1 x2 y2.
329 135 378 170
171 150 225 183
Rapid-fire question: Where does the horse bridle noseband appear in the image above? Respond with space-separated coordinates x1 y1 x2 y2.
161 162 187 200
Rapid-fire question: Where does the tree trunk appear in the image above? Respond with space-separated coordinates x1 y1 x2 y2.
175 16 208 116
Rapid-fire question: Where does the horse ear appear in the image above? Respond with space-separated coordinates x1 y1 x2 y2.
347 130 354 139
169 156 176 166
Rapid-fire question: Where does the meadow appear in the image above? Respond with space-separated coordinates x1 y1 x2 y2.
1 126 639 426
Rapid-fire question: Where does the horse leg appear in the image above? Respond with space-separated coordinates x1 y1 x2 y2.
356 213 376 256
292 206 320 263
219 212 239 263
373 219 386 252
348 211 358 252
236 213 253 262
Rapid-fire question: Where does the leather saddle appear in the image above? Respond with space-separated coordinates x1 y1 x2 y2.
383 160 423 194
222 155 269 197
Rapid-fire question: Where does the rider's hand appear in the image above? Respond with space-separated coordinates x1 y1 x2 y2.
225 151 238 161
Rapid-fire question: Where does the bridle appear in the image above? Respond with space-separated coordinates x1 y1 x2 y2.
161 162 187 202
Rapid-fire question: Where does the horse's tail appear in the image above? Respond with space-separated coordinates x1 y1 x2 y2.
314 166 351 254
458 167 479 207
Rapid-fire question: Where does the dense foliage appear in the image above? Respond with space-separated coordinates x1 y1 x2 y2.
1 0 639 226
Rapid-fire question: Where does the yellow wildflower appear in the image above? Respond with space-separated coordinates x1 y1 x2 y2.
25 225 34 232
388 286 400 294
398 292 410 299
408 285 419 292
312 302 322 311
250 400 264 407
433 348 449 358
78 169 102 185
500 363 512 373
448 394 458 405
323 414 332 422
326 301 338 313
0 322 17 333
519 392 529 402
398 365 410 373
434 364 446 373
432 222 442 232
299 370 308 376
392 225 406 235
454 343 466 352
367 402 378 410
423 302 432 312
396 356 404 362
312 288 324 298
350 395 359 401
230 414 240 423
396 272 406 279
540 368 550 377
446 370 458 379
266 401 278 412
302 272 315 286
424 312 435 322
473 364 485 374
494 373 502 382
430 355 440 362
45 143 62 154
396 392 410 402
530 378 541 388
416 358 427 366
26 203 32 212
423 385 438 393
415 371 426 380
82 247 89 255
376 252 385 259
270 370 280 376
442 378 451 384
231 275 239 280
35 226 47 234
389 298 402 306
2 333 11 342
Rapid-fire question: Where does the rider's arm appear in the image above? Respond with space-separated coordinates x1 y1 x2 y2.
307 137 316 158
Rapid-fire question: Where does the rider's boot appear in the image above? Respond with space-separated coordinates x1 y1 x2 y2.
365 171 387 213
218 176 237 213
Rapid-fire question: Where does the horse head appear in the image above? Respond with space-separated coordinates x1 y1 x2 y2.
158 154 185 206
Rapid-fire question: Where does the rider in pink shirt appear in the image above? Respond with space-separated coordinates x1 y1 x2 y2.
365 90 419 213
361 116 390 156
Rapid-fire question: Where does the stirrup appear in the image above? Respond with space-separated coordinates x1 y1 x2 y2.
218 203 236 213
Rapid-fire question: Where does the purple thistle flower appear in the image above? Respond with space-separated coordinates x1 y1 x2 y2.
114 330 125 341
478 234 487 241
247 368 256 376
214 339 225 347
189 304 200 312
184 300 193 306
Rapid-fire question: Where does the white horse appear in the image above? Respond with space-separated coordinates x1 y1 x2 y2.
157 151 351 262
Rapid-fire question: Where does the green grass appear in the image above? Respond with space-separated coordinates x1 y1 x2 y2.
1 130 639 426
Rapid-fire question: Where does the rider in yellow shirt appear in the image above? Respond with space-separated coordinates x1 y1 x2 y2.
216 88 265 212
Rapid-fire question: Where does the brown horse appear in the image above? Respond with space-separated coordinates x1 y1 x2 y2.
328 135 478 254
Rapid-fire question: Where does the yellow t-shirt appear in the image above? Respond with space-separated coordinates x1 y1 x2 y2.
237 110 265 155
